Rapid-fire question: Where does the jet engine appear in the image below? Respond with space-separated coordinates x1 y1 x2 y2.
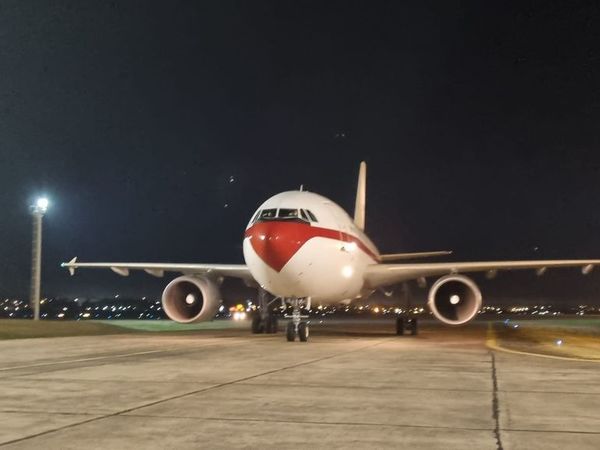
161 275 221 323
427 275 482 325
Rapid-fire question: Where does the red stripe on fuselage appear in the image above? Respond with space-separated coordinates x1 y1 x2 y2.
244 221 379 272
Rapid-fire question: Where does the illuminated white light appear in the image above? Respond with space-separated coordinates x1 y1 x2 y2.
185 294 196 305
450 295 460 305
36 197 49 210
233 311 247 321
556 339 563 346
341 265 354 278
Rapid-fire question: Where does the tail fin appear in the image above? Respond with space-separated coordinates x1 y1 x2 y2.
354 161 367 230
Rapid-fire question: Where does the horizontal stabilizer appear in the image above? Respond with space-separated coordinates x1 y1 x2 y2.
380 251 452 262
62 257 78 276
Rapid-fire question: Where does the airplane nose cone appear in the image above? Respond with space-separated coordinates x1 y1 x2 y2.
245 222 307 272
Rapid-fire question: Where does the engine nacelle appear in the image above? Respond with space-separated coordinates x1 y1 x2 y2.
161 275 221 323
427 275 482 325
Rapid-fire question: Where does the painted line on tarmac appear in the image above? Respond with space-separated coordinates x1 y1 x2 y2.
486 324 600 363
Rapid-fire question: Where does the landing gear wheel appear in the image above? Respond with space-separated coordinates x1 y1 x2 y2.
286 322 295 342
251 314 263 334
298 322 309 342
408 318 418 336
396 317 404 335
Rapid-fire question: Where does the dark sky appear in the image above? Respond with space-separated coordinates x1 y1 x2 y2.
2 1 600 303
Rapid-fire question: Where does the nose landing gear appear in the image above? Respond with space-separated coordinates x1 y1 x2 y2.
285 297 310 342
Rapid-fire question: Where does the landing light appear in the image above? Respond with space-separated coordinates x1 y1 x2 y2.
450 295 460 305
341 266 354 278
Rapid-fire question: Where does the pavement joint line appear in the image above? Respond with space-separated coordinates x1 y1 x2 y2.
0 337 392 447
490 351 504 450
500 428 600 435
1 375 492 391
486 323 600 363
0 410 100 417
235 381 493 392
123 413 496 432
3 376 217 385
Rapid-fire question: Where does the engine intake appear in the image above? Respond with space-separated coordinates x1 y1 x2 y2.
427 275 482 325
161 275 221 323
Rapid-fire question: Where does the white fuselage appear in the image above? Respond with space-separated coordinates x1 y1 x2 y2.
242 191 379 303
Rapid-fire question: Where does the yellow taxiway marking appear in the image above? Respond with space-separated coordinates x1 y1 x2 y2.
486 323 600 363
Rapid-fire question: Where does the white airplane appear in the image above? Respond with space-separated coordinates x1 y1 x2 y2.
62 162 600 342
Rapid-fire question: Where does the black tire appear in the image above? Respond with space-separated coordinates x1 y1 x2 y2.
251 314 263 334
409 318 418 336
396 317 404 335
286 321 295 342
298 322 309 342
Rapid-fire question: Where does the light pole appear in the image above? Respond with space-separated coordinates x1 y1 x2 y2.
30 197 48 321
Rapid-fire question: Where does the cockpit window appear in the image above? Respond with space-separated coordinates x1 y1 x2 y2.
255 207 314 224
250 210 261 224
278 208 299 219
259 209 277 220
306 210 318 222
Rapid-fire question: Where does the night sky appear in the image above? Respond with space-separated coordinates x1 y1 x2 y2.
2 1 600 303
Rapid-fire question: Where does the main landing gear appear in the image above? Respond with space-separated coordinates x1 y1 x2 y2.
285 297 310 342
251 289 279 334
251 312 278 334
396 316 418 336
396 281 418 336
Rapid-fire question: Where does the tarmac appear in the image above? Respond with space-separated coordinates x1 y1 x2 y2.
0 319 599 449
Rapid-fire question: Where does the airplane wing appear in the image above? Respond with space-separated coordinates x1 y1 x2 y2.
364 259 600 288
61 257 253 282
379 251 452 262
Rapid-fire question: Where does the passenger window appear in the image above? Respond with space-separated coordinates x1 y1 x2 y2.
306 210 318 222
278 208 299 219
259 209 277 220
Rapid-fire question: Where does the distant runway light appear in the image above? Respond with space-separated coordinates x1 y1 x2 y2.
556 339 563 346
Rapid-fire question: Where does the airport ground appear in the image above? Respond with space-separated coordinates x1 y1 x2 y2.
0 318 599 449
